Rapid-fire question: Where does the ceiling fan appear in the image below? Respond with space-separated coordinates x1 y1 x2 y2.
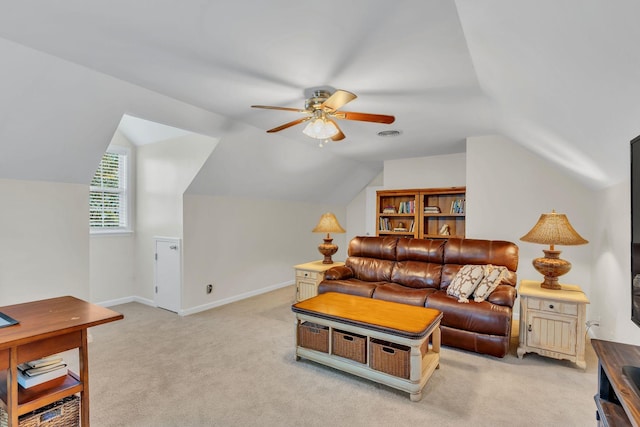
251 89 395 143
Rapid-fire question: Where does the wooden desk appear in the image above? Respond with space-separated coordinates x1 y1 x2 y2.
0 296 123 426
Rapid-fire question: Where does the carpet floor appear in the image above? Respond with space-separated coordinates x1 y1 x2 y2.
87 285 598 426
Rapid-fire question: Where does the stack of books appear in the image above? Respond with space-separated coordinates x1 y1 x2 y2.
423 206 441 214
17 356 67 388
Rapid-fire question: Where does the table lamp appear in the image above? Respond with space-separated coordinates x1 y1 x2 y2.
520 210 588 289
312 212 346 264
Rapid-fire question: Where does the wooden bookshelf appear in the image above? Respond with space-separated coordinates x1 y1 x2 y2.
376 187 465 239
376 190 419 238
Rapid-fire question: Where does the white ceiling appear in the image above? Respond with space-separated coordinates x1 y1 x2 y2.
0 1 638 203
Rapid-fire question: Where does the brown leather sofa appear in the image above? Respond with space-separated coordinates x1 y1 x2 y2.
318 236 519 358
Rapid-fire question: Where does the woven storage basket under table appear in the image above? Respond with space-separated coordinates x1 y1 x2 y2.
0 395 79 427
370 339 411 379
297 322 329 353
331 329 367 364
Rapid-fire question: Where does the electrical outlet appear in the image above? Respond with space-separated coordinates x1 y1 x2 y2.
206 284 213 294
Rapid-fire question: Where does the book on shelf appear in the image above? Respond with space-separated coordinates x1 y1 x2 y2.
26 356 64 369
379 217 392 231
450 198 465 214
397 200 415 214
382 206 396 214
423 206 441 213
17 362 68 388
20 362 67 377
393 227 408 232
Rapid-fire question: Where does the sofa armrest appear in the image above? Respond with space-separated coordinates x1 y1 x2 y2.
486 284 517 308
324 265 354 280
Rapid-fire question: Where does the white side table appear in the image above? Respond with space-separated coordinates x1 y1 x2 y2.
517 280 590 369
294 260 344 301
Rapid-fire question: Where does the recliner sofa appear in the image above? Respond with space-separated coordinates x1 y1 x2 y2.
318 236 519 358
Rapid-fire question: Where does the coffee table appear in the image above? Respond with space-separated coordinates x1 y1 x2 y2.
291 292 442 401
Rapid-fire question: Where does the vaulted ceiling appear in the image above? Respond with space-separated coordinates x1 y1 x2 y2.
0 1 638 204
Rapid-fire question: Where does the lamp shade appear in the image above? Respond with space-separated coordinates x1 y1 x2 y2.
312 213 346 234
520 210 588 246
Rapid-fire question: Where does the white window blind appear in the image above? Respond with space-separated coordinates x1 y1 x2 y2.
90 150 129 230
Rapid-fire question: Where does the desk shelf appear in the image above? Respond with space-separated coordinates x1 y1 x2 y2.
0 371 82 416
0 296 123 426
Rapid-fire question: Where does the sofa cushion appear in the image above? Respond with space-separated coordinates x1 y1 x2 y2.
443 238 519 270
317 279 379 298
426 291 513 336
348 236 398 260
446 264 485 302
346 257 395 282
442 238 519 287
372 283 437 307
396 238 445 263
485 284 517 308
391 261 442 289
324 265 354 280
473 265 507 302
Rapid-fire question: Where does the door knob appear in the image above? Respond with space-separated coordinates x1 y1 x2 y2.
169 245 178 250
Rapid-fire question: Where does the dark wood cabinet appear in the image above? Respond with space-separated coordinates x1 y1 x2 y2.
592 339 640 426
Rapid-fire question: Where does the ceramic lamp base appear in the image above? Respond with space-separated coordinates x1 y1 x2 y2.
532 249 571 290
318 236 338 264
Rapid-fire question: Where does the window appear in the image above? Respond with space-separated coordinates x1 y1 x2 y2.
90 147 130 232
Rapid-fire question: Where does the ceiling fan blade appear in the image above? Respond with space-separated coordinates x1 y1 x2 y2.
251 105 308 113
321 90 357 112
266 117 311 133
332 111 395 124
329 119 345 141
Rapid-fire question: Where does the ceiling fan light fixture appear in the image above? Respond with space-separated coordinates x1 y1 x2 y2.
302 117 339 140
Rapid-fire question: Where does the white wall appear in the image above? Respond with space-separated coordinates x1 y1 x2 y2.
182 195 346 313
383 153 466 189
466 135 594 307
90 130 137 304
0 179 89 305
135 134 218 303
591 180 640 344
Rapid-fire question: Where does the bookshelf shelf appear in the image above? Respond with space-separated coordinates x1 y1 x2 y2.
376 187 466 240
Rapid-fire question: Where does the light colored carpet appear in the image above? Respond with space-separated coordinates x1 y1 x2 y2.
87 286 598 426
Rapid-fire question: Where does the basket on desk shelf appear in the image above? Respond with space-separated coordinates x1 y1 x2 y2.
0 395 79 427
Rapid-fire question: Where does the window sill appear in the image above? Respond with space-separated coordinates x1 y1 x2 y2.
90 229 134 237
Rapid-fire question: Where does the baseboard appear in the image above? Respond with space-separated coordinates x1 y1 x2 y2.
94 281 294 316
95 295 156 308
180 280 295 316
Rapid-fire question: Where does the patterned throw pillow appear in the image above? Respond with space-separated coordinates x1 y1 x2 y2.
447 264 485 303
473 265 507 302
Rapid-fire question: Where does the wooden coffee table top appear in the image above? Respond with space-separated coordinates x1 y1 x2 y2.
292 292 441 339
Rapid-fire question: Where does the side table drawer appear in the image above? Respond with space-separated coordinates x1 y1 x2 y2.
528 298 578 316
296 270 319 281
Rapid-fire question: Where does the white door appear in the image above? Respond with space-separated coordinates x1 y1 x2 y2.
155 237 181 313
